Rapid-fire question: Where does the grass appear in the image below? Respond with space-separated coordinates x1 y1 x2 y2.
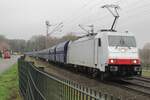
142 70 150 77
0 63 21 100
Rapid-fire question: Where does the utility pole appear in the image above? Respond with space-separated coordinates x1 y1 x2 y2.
101 4 120 32
45 21 63 48
45 20 51 48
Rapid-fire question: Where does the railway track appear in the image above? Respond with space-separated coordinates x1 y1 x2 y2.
131 76 150 83
114 77 150 96
26 56 150 100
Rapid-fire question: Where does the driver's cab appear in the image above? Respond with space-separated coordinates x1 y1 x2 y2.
107 32 139 62
96 31 141 75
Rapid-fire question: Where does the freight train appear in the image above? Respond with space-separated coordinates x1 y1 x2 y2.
26 4 142 80
26 31 141 80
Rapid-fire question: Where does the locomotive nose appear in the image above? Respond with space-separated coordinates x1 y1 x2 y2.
108 47 139 59
108 46 140 65
108 58 140 65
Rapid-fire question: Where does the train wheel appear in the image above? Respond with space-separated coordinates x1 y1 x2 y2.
92 69 99 78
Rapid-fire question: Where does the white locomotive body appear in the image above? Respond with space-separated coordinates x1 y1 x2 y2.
67 31 141 78
67 36 96 69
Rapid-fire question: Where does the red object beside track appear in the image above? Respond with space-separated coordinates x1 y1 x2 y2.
4 51 11 59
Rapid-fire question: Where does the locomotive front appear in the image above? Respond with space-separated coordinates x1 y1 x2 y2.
106 33 141 76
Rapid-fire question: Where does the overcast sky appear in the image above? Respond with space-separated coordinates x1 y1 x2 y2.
0 0 150 48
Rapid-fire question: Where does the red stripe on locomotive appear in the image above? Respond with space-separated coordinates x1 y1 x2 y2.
108 58 140 65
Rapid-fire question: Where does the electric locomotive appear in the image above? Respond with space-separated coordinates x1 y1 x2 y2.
67 4 141 79
26 4 141 80
67 31 141 79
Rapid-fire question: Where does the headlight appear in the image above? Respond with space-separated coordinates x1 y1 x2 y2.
133 60 137 64
110 59 114 63
132 59 140 64
109 59 116 64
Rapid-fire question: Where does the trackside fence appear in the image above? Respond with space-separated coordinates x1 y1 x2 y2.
18 57 121 100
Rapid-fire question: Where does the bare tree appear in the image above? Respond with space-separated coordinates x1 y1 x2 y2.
0 35 6 42
139 43 150 69
0 34 78 53
8 39 26 53
0 35 10 51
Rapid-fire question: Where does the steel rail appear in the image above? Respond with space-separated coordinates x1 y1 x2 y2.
106 79 150 97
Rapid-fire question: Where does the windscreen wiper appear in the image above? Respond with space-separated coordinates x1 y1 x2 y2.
115 39 121 48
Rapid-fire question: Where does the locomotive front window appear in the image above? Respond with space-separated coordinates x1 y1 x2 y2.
108 35 136 47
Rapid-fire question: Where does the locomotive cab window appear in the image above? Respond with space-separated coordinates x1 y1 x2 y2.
98 38 101 47
108 35 136 47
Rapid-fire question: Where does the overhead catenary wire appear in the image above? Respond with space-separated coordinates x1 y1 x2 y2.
63 0 100 24
48 22 64 35
117 0 150 20
119 0 150 27
62 0 122 26
78 24 90 34
121 1 150 18
62 0 106 34
92 0 150 30
63 0 150 35
63 0 124 32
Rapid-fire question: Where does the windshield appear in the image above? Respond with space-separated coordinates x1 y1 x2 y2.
108 35 136 47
